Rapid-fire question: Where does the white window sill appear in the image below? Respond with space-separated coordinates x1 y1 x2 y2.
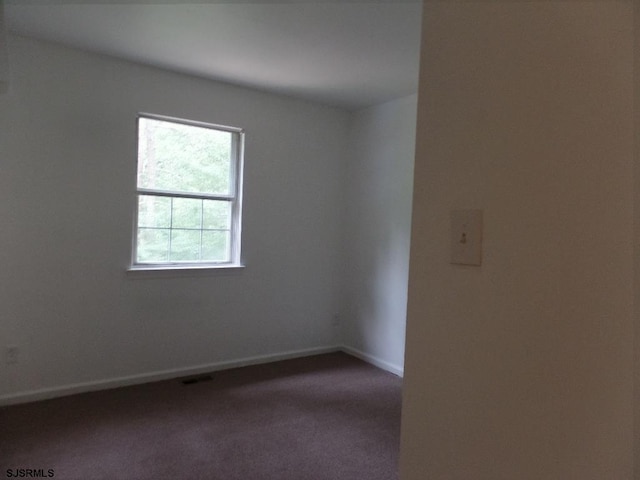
126 264 245 279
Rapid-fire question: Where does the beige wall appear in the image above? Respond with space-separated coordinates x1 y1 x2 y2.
635 2 640 477
400 2 634 479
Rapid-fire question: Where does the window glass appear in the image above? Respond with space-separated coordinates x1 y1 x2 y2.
137 117 233 196
133 114 243 268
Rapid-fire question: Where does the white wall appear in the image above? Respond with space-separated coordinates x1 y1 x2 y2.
342 95 416 375
0 35 350 402
400 2 634 479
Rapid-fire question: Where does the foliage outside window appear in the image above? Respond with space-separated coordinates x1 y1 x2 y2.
132 114 244 268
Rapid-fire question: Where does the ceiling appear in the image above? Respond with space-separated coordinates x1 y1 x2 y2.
4 0 423 110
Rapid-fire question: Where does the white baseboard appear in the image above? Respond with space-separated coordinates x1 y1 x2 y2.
0 345 402 406
339 345 404 377
0 346 340 407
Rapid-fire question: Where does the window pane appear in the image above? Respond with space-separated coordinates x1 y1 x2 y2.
172 197 202 229
203 200 231 230
138 195 171 228
132 114 243 267
170 229 201 262
137 117 232 195
202 231 230 262
137 228 169 262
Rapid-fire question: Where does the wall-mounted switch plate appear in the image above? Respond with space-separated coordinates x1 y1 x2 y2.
450 209 483 266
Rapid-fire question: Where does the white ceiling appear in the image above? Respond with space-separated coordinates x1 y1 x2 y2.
4 1 423 110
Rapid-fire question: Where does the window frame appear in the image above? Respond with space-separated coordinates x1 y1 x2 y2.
130 112 245 270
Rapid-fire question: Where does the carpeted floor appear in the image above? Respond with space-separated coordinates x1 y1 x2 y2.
0 352 402 480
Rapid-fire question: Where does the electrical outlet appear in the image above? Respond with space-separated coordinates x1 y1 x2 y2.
5 345 19 365
450 209 483 266
332 314 340 328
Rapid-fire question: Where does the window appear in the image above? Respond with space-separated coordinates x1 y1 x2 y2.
132 114 244 269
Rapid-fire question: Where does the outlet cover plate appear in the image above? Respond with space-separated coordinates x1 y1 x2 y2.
5 345 18 365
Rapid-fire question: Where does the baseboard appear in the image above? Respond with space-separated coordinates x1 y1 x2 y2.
339 346 404 377
0 345 340 407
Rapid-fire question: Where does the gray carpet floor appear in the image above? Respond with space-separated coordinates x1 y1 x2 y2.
0 352 402 480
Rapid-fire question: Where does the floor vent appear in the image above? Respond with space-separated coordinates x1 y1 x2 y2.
181 374 213 385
